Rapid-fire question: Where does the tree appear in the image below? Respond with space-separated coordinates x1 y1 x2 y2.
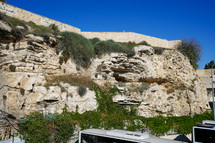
0 0 7 2
177 38 202 70
204 60 215 69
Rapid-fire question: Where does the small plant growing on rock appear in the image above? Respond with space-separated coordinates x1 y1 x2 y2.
136 82 150 93
9 65 16 72
78 86 87 97
20 88 25 96
6 44 9 50
59 56 64 65
49 24 59 32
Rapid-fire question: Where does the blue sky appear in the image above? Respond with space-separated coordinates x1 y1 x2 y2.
8 0 215 69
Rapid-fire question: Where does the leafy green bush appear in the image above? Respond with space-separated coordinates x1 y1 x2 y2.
18 112 52 143
53 107 74 143
89 38 101 45
94 40 134 57
49 24 59 32
57 32 94 68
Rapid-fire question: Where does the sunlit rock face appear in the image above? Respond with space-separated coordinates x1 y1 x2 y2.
0 34 209 118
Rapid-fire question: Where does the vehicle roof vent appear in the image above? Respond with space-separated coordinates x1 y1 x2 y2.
202 120 215 126
106 130 149 140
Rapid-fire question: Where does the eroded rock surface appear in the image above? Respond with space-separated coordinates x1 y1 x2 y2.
0 38 209 118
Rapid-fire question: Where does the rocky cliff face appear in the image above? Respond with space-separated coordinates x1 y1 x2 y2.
0 22 209 119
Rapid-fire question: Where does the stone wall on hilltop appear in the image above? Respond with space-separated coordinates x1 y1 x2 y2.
0 2 181 49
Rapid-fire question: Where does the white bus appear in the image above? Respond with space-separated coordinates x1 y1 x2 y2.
192 120 215 143
79 129 186 143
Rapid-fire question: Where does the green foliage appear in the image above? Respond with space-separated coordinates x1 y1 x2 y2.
57 32 94 68
153 47 166 55
94 40 134 57
0 0 7 3
6 44 9 50
9 65 16 72
94 86 123 114
27 21 52 36
18 112 52 143
49 24 59 32
119 41 151 48
89 38 101 45
78 86 87 97
18 86 214 140
53 107 74 143
59 56 64 65
177 39 202 70
204 60 215 69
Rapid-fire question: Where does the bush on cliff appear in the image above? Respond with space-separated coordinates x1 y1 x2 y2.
177 38 202 70
94 40 134 57
57 32 94 68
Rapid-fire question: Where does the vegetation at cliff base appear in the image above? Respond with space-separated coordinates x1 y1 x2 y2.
18 86 214 142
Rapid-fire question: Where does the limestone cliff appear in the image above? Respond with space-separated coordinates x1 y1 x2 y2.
0 21 209 119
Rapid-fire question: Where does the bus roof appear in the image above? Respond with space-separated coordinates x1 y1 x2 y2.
80 129 185 143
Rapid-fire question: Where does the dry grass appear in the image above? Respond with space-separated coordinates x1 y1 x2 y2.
44 74 97 88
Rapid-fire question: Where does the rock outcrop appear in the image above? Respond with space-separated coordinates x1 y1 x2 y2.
0 31 209 118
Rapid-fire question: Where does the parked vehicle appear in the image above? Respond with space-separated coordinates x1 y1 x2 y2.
79 129 186 143
192 120 215 143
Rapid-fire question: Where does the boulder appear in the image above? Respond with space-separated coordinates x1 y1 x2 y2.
25 34 44 44
0 20 12 32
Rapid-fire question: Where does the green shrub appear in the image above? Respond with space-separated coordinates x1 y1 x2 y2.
177 39 201 70
49 24 59 32
20 88 25 96
42 34 50 45
6 44 9 50
94 40 133 57
9 65 16 72
89 38 101 45
119 41 151 48
78 86 87 97
57 32 94 68
18 112 52 143
59 56 64 65
153 47 165 55
53 108 74 143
